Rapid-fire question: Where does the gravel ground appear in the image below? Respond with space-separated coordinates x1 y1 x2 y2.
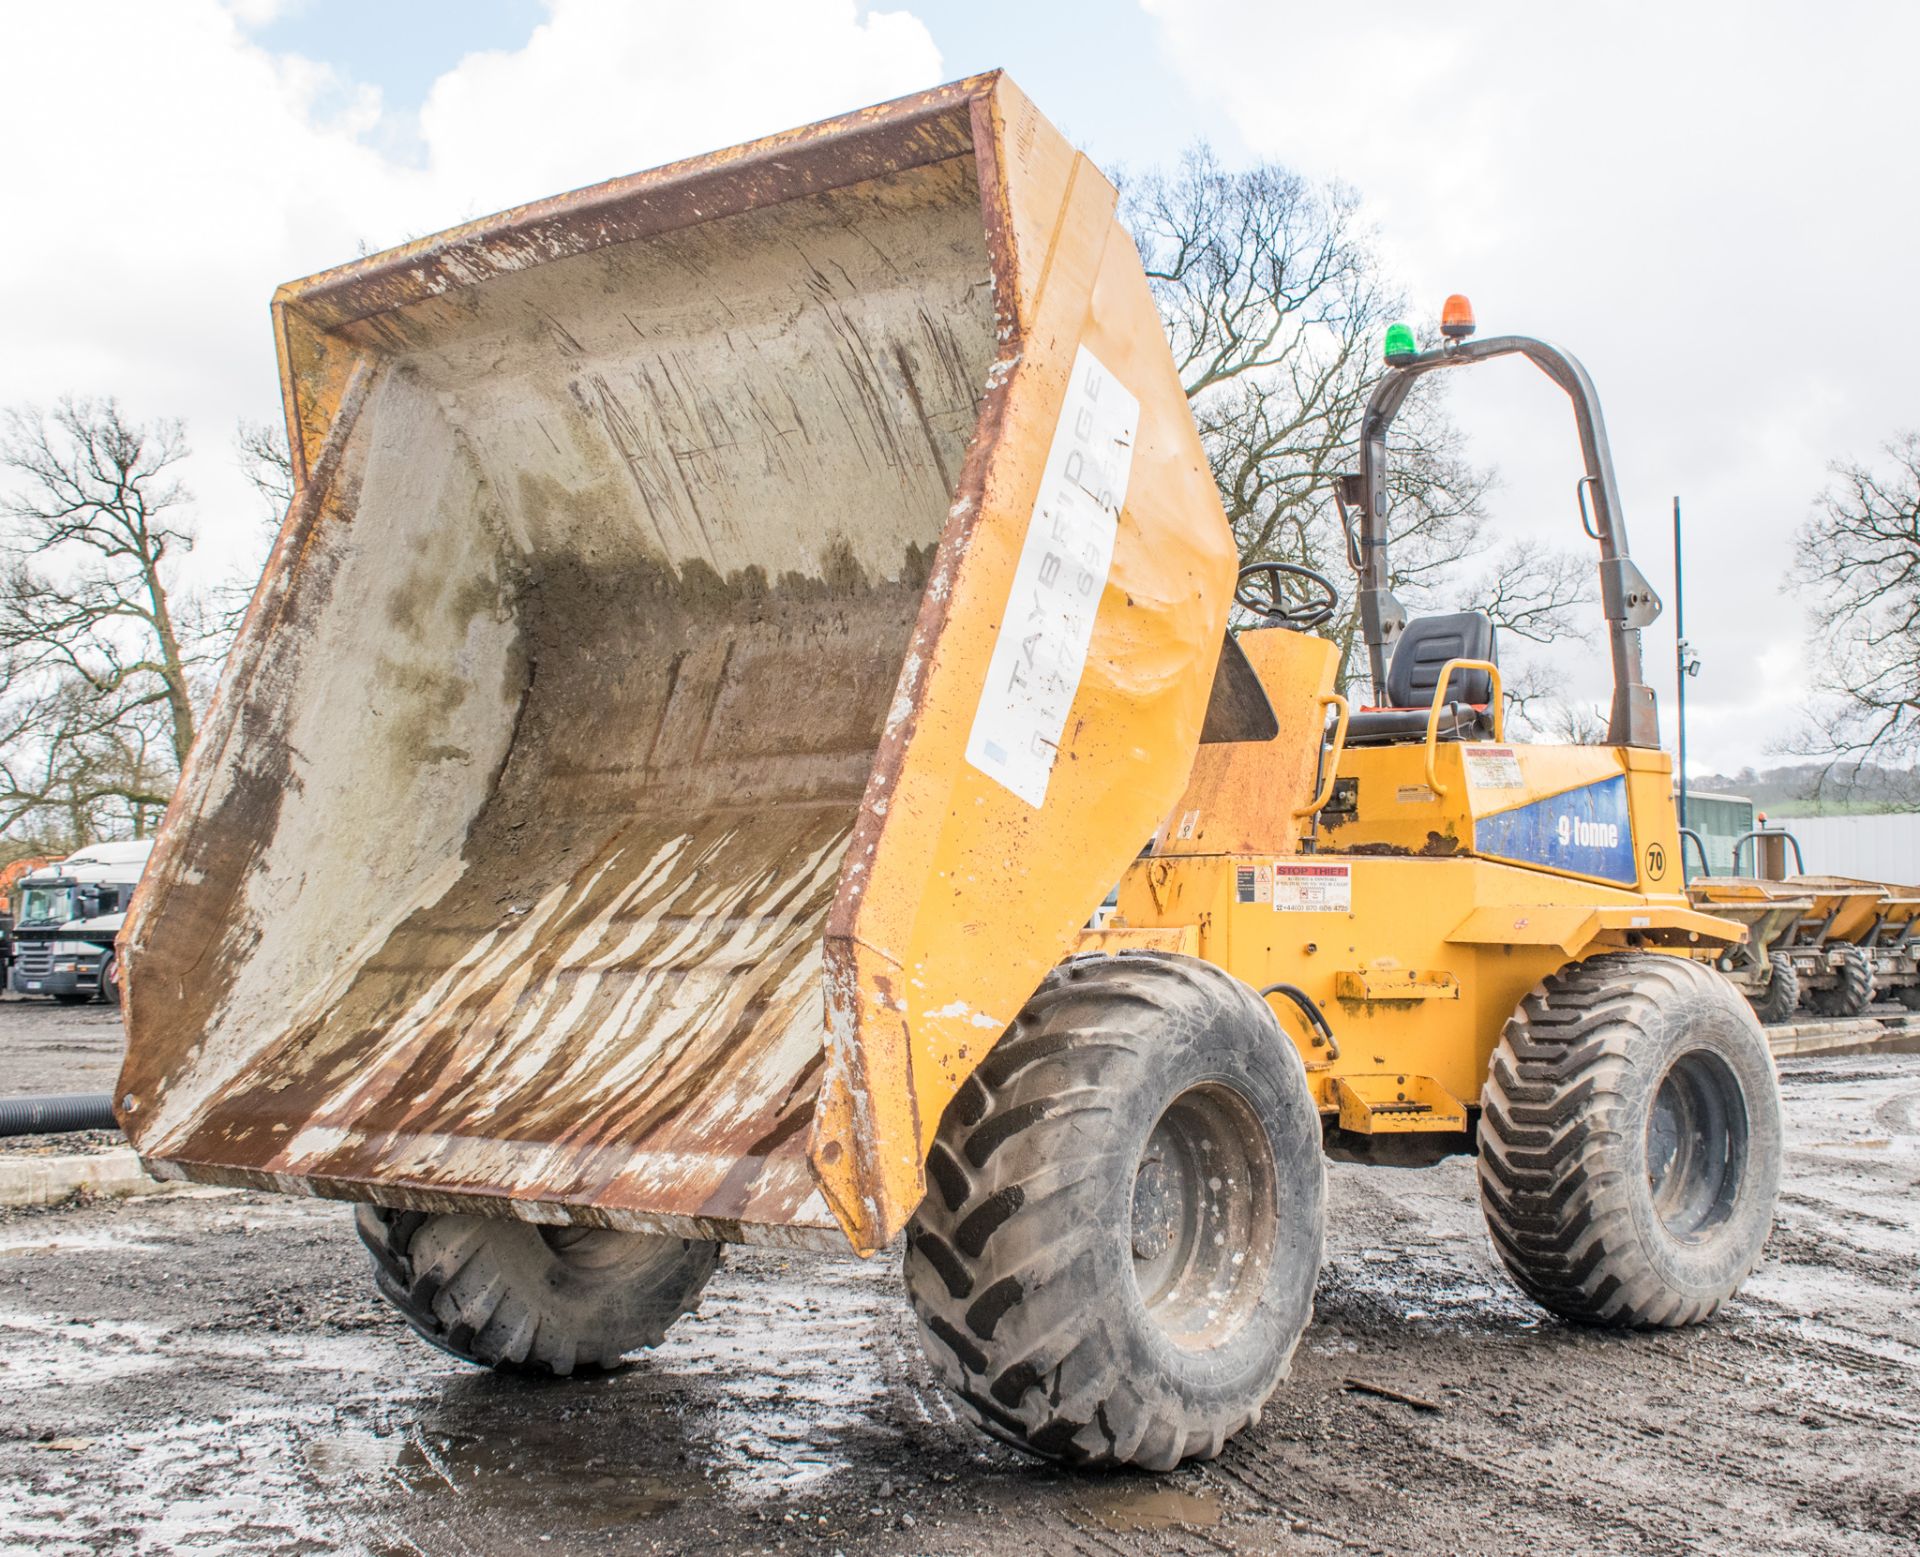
0 992 125 1099
1 1002 1916 1555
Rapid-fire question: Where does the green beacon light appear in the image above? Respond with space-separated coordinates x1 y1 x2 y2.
1383 321 1417 364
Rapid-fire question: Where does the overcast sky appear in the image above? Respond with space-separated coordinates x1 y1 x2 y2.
2 0 1910 774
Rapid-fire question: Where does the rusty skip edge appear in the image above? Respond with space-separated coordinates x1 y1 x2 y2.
138 1158 854 1253
807 85 1029 1253
125 74 1043 1255
273 71 1005 483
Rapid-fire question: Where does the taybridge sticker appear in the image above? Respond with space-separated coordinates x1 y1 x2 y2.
1474 775 1637 884
965 348 1140 807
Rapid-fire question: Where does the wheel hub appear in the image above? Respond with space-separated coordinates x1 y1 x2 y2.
1128 1083 1278 1347
1131 1158 1177 1260
538 1224 641 1271
1646 1048 1749 1241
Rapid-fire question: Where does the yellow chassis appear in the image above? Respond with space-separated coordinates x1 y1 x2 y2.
1083 628 1739 1142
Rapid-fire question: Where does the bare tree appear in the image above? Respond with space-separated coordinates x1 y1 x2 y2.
0 399 222 840
205 416 297 636
1502 661 1608 745
1122 145 1589 685
236 417 295 515
1790 433 1920 760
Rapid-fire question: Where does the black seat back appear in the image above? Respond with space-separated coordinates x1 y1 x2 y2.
1387 612 1497 708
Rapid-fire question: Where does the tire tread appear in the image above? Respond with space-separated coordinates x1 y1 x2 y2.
1477 953 1776 1329
903 953 1322 1470
353 1206 716 1376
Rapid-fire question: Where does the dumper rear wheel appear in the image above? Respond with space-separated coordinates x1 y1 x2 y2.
1478 953 1781 1328
1808 944 1874 1017
1748 952 1798 1026
903 952 1324 1470
355 1207 718 1375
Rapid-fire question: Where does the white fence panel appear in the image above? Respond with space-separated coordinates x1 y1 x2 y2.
1782 813 1920 887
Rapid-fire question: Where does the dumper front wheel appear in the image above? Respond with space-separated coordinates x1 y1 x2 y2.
1479 953 1781 1328
355 1207 718 1375
903 953 1324 1470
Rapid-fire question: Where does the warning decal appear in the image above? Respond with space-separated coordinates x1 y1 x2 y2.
965 347 1140 807
1271 862 1352 913
1462 745 1525 789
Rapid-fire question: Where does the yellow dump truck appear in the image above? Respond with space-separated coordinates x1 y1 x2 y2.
1691 870 1884 1019
1682 877 1817 1023
117 74 1782 1471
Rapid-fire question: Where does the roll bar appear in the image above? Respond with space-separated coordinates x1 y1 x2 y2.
1732 827 1806 879
1677 826 1710 884
1339 334 1663 747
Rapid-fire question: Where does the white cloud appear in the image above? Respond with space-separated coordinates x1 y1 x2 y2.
418 3 943 220
0 0 942 579
1143 0 1916 771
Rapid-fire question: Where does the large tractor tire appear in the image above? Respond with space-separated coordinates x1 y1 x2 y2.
1747 951 1799 1026
355 1207 718 1375
903 952 1325 1471
1807 943 1874 1018
1478 953 1781 1329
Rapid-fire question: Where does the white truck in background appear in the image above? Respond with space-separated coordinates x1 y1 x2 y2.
6 840 153 1006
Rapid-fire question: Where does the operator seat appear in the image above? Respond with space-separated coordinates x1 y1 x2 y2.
1344 612 1499 746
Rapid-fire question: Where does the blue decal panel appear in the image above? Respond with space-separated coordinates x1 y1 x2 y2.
1474 775 1637 884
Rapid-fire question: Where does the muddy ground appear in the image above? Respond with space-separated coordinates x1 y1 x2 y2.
0 997 1915 1556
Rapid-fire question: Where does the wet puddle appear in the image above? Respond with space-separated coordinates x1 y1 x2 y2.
1075 1483 1223 1534
0 1314 177 1391
306 1418 707 1527
1320 1252 1541 1335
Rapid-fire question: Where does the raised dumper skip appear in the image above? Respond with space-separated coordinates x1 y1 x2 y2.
117 74 1781 1471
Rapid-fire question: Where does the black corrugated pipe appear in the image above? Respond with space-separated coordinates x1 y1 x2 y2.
0 1093 120 1137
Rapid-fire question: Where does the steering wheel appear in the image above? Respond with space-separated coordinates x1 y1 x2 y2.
1234 560 1339 630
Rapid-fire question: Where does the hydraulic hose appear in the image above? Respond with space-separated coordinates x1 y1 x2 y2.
0 1093 119 1137
1259 982 1341 1060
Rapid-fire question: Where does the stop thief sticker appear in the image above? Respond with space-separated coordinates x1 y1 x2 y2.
1271 862 1352 912
1236 862 1352 912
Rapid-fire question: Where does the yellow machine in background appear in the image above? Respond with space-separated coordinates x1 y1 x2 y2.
1689 855 1905 1021
118 79 1782 1475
